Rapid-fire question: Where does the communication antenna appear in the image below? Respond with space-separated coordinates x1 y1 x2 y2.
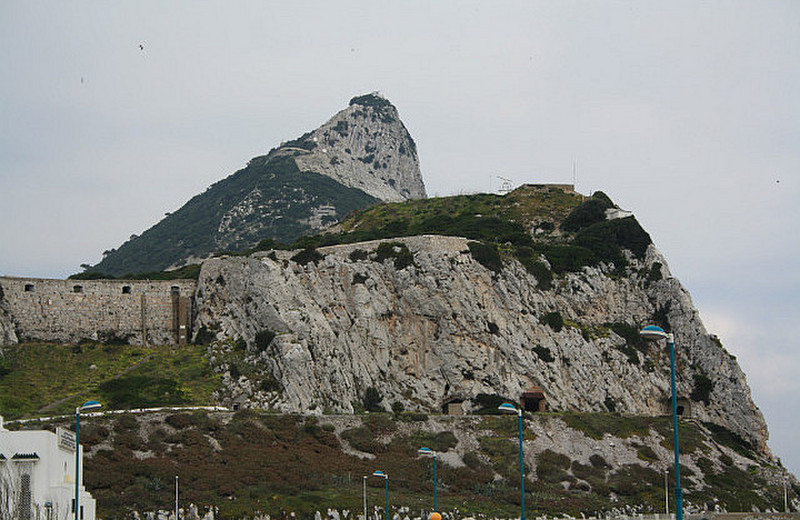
497 175 513 194
572 160 577 188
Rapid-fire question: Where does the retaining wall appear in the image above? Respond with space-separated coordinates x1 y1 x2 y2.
0 277 196 346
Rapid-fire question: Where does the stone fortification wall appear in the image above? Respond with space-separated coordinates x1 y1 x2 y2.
0 277 196 346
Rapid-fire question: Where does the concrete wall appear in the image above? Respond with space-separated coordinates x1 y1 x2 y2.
0 277 196 346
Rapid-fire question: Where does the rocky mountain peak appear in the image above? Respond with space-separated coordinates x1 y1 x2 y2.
81 94 426 276
291 92 427 202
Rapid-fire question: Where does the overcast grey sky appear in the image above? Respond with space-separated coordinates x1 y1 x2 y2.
1 1 799 478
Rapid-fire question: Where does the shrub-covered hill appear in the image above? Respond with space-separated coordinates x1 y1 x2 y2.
84 152 379 278
293 186 651 281
82 93 426 278
6 409 795 520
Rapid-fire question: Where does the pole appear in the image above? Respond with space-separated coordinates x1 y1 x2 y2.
175 475 179 520
664 469 669 517
384 475 389 520
74 409 80 520
785 476 789 513
668 334 682 520
517 409 525 520
363 476 367 520
433 453 437 512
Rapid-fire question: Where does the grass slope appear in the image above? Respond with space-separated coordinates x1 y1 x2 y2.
0 343 220 419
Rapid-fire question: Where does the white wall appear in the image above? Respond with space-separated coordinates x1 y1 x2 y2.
0 424 96 520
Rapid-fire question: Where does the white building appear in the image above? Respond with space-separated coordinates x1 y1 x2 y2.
0 416 97 520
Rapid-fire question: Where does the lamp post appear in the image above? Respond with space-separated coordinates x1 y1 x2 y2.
498 402 525 520
418 447 437 512
75 400 102 520
363 475 367 520
640 325 682 520
664 469 669 517
372 470 388 520
175 475 179 520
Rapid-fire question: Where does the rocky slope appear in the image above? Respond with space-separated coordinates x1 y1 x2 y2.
85 93 425 276
194 232 769 457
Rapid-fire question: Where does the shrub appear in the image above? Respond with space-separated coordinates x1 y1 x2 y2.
166 413 193 430
536 449 573 484
373 242 415 270
541 312 563 332
467 241 503 273
561 198 612 232
194 325 217 345
363 386 384 412
99 376 187 409
349 248 368 261
532 345 555 362
538 244 595 273
575 217 651 264
473 393 514 415
291 247 324 266
691 373 714 404
254 329 276 352
526 259 553 289
648 262 663 282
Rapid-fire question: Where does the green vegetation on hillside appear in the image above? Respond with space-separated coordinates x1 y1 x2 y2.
2 338 787 519
4 409 786 520
0 343 220 419
84 152 378 277
292 187 651 281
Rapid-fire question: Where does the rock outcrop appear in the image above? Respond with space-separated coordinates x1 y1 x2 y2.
291 93 426 202
194 234 769 456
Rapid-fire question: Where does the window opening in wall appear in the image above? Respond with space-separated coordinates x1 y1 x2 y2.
122 286 131 294
24 284 34 292
20 473 32 519
73 285 83 293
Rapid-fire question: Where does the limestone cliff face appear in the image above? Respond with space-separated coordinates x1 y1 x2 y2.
193 235 769 455
291 93 426 202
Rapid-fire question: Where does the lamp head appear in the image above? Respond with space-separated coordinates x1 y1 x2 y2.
78 400 102 412
497 402 519 415
639 325 668 341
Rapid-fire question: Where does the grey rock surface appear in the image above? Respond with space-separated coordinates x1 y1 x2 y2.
293 93 426 202
194 235 769 455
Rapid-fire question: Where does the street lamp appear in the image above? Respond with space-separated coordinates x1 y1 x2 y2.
418 447 437 512
175 475 179 520
640 325 682 520
363 475 367 520
75 400 102 520
498 402 525 520
372 470 388 520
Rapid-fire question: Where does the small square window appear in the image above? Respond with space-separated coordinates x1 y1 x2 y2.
122 286 131 294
